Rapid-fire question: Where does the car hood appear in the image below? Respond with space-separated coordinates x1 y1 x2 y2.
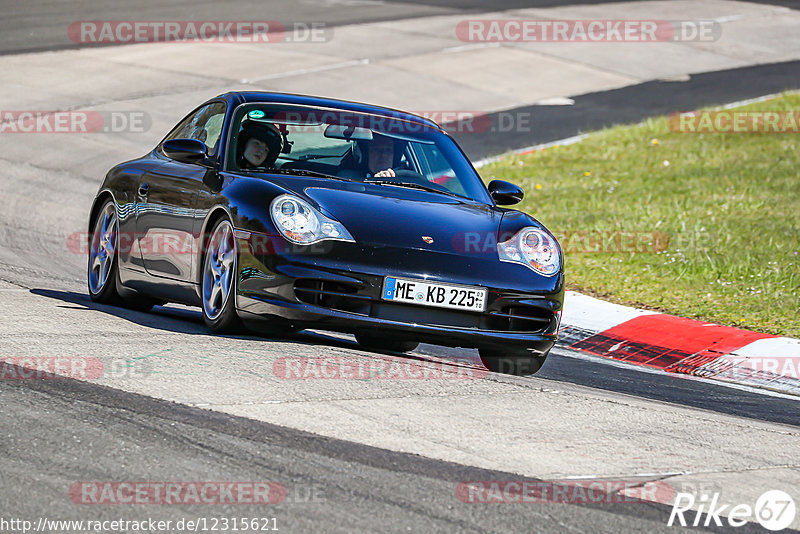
303 185 501 255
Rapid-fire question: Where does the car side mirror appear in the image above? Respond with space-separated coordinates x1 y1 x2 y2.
162 138 208 164
488 180 524 205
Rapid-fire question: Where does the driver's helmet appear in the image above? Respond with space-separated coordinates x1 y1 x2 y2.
236 120 283 168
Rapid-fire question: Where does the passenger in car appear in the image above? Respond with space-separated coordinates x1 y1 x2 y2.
236 121 283 169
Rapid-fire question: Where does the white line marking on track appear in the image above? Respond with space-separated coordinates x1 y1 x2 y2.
442 42 502 53
241 58 370 83
533 97 575 106
560 471 685 480
473 134 588 168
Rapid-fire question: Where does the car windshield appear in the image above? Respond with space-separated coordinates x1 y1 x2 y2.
226 103 491 203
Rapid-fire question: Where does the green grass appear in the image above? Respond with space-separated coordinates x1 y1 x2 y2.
481 93 800 337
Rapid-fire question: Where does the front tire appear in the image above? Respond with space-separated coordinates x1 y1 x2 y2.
355 333 419 353
202 218 242 333
479 347 549 376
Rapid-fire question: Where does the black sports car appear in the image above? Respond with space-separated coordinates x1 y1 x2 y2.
87 92 564 375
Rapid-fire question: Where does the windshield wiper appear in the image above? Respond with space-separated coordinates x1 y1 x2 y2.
364 179 463 198
252 168 358 182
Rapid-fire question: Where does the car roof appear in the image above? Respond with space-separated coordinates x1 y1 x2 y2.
211 91 443 131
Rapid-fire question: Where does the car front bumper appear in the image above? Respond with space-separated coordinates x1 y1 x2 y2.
234 231 563 351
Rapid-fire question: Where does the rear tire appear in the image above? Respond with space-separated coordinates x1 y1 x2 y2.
479 347 549 376
88 200 122 305
355 333 419 353
201 218 242 333
88 200 156 312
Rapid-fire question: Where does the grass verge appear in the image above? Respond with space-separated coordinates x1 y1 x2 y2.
481 93 800 337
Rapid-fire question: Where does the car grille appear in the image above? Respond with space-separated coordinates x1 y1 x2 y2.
293 279 370 315
485 306 554 333
293 279 555 334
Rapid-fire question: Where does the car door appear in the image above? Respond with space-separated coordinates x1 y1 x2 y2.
135 102 226 283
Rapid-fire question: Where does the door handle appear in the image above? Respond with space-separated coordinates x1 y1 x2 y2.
138 183 150 197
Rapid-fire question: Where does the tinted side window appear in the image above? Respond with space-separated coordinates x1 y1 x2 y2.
164 102 227 153
415 143 451 176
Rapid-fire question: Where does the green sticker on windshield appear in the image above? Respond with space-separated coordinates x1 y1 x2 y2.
248 110 265 119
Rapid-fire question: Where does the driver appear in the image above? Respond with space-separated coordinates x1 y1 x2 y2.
338 132 404 181
236 120 282 169
367 134 397 178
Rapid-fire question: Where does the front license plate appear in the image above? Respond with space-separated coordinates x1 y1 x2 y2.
382 277 487 313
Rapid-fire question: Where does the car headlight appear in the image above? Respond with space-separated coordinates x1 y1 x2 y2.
497 227 561 276
270 194 354 245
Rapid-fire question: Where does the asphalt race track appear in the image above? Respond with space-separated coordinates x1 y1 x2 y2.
1 366 784 534
1 1 800 532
